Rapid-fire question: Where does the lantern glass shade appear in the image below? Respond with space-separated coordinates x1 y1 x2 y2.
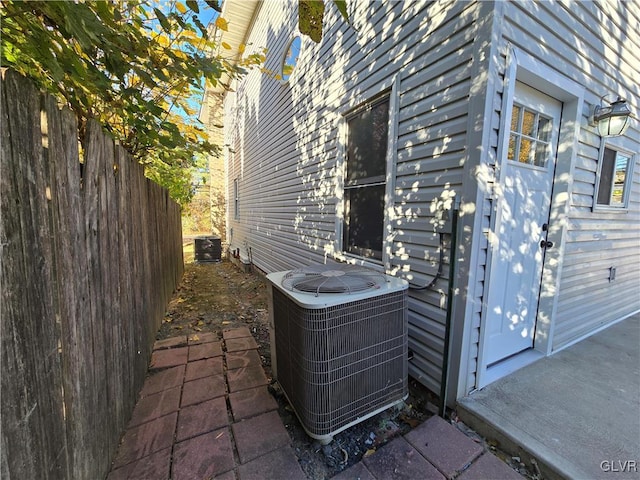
594 98 632 137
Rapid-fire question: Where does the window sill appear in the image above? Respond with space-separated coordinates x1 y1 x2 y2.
333 252 386 273
591 205 630 213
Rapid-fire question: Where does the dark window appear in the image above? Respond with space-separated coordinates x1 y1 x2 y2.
596 147 631 207
234 178 239 218
343 97 389 260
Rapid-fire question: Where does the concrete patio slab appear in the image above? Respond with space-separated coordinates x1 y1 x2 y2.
172 428 235 480
176 396 229 442
231 411 290 464
139 365 185 397
225 336 258 352
236 446 306 480
457 313 640 480
128 386 181 427
223 326 252 340
188 341 223 361
153 336 187 350
149 347 188 370
362 436 445 480
111 412 177 469
404 416 483 479
185 356 223 381
457 452 523 480
107 447 171 480
188 332 219 345
227 365 268 392
181 374 226 407
226 349 262 370
229 386 278 421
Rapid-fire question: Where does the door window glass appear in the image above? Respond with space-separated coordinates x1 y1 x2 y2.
507 103 553 168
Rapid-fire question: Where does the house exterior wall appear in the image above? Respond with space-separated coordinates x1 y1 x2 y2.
216 0 639 401
222 0 484 396
201 90 227 240
493 1 640 352
459 0 640 394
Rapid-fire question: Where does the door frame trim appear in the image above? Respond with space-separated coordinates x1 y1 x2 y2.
475 45 585 389
483 81 562 366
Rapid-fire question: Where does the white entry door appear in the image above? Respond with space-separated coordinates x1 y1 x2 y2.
485 82 562 366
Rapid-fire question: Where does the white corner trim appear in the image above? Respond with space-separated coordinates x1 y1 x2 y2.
452 0 504 400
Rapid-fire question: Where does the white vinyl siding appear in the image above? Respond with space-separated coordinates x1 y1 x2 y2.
224 0 481 396
220 0 640 400
496 1 640 352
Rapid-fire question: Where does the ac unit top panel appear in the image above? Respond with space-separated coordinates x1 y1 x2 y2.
266 269 408 309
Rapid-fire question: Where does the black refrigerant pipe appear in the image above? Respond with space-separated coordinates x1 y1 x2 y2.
438 201 459 418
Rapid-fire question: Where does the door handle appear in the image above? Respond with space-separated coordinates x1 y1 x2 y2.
540 240 554 249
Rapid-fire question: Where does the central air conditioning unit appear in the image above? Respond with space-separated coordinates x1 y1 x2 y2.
266 263 408 444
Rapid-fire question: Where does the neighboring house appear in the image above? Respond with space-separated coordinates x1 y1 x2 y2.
202 0 639 403
199 90 227 240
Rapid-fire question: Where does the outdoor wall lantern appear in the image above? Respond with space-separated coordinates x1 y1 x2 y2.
592 95 632 137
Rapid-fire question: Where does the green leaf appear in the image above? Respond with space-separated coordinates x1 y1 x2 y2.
1 43 18 64
299 0 324 43
205 0 222 13
0 0 267 206
333 0 350 23
158 135 179 148
168 10 188 30
154 8 172 33
186 0 200 14
193 16 208 38
133 66 156 87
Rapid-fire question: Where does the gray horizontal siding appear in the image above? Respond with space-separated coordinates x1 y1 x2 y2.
393 2 477 398
499 0 640 351
223 0 481 396
224 0 639 399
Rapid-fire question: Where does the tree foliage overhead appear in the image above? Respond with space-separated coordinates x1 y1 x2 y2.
1 0 348 206
1 0 264 206
298 0 350 43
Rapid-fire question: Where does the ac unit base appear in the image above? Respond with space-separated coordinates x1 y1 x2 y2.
279 386 407 445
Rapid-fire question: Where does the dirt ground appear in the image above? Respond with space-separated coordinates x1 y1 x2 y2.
158 244 533 479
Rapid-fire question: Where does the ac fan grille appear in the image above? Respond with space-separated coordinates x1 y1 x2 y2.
289 275 379 294
282 264 387 295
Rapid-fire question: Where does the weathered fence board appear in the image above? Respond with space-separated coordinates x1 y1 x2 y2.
45 93 91 479
1 70 184 480
1 68 68 479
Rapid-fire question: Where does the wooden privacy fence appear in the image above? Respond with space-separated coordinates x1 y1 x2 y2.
1 70 184 479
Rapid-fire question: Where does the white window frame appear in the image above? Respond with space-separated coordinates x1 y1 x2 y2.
593 142 635 212
335 77 399 272
279 35 301 84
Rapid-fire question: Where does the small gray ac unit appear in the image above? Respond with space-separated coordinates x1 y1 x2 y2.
267 263 408 444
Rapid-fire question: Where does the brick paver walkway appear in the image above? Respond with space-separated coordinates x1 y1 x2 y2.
107 329 522 479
